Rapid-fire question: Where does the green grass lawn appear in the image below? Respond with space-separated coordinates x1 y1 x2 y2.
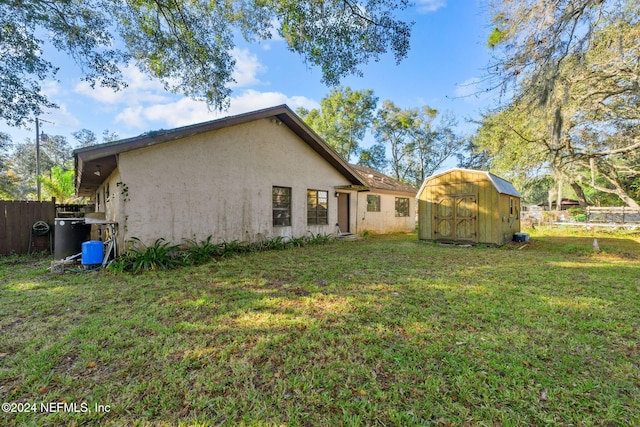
1 227 639 426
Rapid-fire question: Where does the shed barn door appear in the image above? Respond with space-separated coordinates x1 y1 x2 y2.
434 195 477 243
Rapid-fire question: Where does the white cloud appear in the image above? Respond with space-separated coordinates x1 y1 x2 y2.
73 66 171 105
43 103 81 131
230 48 267 88
113 106 148 129
37 81 81 131
416 0 446 14
228 90 318 115
115 89 319 130
42 80 63 97
75 49 269 105
454 77 483 99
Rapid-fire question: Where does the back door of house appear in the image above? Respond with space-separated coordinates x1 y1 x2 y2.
337 193 350 233
433 195 478 243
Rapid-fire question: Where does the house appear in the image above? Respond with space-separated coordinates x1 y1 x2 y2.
349 164 417 234
417 168 521 245
74 105 370 253
537 198 581 211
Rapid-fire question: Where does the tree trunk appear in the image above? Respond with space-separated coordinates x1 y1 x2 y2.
569 181 589 208
556 175 563 211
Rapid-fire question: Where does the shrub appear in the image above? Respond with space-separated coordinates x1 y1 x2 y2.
109 237 183 273
109 233 338 274
183 235 222 265
308 232 332 245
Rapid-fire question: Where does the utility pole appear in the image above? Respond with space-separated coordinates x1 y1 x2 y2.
36 118 41 202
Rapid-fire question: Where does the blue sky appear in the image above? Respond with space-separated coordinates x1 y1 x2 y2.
1 0 497 161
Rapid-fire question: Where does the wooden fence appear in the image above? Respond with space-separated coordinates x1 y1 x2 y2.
0 200 56 255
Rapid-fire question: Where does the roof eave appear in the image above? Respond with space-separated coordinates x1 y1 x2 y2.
74 104 367 195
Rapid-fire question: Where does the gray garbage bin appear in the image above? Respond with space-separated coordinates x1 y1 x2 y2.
54 218 91 260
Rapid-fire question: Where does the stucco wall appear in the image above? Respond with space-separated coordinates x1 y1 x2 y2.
112 118 356 246
94 169 126 252
356 191 416 234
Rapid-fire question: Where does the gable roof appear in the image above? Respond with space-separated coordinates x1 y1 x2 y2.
74 105 367 197
349 164 417 195
418 168 521 198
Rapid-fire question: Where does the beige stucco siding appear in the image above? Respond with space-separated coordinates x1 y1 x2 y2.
93 169 126 251
356 191 416 233
112 118 354 246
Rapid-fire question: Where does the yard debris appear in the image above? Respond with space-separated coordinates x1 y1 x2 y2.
593 238 600 252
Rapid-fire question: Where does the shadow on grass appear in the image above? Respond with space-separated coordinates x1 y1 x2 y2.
1 235 640 425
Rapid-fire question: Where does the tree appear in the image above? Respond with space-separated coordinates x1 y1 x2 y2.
358 144 388 171
373 101 462 186
372 101 418 182
0 132 18 198
72 129 98 148
471 103 589 207
10 134 74 199
72 129 120 148
486 0 640 207
2 0 412 127
298 87 378 161
410 109 462 184
38 165 77 203
456 138 492 171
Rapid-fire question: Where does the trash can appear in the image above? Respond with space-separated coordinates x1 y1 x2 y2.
54 218 91 260
82 240 104 266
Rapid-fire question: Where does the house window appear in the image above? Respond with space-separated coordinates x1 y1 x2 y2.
96 192 101 210
273 186 291 226
367 195 381 212
307 190 328 225
105 183 110 202
395 197 410 217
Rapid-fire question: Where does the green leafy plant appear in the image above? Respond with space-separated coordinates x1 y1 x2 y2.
221 240 249 257
116 182 130 202
288 236 307 248
114 237 183 273
183 235 222 265
308 231 332 245
262 236 286 250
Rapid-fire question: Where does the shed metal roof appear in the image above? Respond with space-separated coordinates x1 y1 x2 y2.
418 168 522 198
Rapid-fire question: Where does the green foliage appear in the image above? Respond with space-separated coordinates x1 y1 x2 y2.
37 166 76 203
2 0 412 126
298 87 378 161
183 235 223 265
3 231 640 425
0 132 17 198
357 143 388 171
0 0 126 126
221 239 250 256
373 101 461 186
8 134 74 199
112 237 184 274
307 231 332 245
485 0 640 208
373 100 421 181
111 233 337 273
487 27 505 48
